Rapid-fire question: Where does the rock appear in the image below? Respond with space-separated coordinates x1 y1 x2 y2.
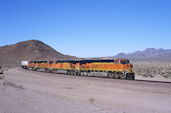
0 68 4 74
0 74 5 79
95 108 100 111
0 68 5 79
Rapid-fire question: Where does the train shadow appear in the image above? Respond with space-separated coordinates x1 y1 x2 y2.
134 79 171 84
92 75 171 84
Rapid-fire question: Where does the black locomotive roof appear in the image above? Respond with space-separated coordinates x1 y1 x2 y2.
57 59 115 63
80 60 114 63
29 59 128 64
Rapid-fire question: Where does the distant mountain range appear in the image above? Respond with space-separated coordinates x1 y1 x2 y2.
0 40 77 66
0 39 170 67
108 48 171 61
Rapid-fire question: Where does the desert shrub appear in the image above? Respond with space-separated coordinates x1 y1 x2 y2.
132 61 171 78
89 98 95 104
3 81 24 89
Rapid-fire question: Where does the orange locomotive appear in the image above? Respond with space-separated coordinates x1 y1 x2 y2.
27 59 135 80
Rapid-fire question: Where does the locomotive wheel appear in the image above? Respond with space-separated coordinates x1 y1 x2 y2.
80 72 84 76
72 71 75 75
120 74 127 79
34 68 37 71
114 74 119 79
108 73 114 79
84 72 88 76
87 72 91 77
83 72 89 76
115 72 122 79
74 72 77 76
120 71 127 79
77 72 81 76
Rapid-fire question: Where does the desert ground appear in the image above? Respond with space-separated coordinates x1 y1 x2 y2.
0 68 171 113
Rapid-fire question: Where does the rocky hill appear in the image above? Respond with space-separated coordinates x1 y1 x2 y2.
113 48 171 61
0 40 77 66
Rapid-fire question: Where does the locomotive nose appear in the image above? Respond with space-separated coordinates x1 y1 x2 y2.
125 63 133 73
128 63 133 67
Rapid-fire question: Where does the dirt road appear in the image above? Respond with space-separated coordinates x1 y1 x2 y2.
0 68 171 113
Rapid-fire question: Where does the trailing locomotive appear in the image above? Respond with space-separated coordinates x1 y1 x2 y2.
22 59 135 80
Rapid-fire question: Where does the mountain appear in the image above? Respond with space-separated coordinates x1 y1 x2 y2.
112 48 171 61
0 40 77 66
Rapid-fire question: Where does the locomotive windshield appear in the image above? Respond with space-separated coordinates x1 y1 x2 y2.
120 60 129 64
49 61 53 64
126 60 129 64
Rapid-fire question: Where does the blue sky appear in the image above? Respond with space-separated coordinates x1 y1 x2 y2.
0 0 171 57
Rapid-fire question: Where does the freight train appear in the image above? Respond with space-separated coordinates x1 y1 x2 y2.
21 59 135 80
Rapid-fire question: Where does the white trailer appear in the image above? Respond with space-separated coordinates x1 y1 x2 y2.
21 61 29 69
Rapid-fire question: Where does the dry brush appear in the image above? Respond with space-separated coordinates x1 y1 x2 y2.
132 61 171 78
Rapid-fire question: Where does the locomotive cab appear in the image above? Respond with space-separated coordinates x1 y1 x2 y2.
119 59 134 79
119 59 134 73
120 59 129 64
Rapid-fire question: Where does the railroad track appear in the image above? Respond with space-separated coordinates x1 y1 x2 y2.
21 67 171 87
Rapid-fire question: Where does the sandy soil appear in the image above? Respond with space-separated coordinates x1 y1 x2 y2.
0 68 171 113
